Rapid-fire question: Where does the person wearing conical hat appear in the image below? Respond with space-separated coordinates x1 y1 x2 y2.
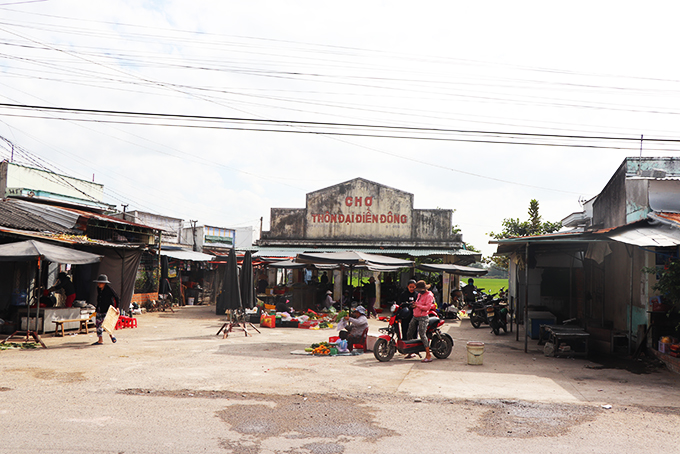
92 274 119 346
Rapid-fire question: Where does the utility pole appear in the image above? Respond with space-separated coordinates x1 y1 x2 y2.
121 204 128 221
190 220 198 252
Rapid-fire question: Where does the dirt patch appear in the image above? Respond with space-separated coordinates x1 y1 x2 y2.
469 399 597 438
8 367 86 383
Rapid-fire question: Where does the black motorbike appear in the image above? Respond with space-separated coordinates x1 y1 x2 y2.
469 300 489 329
476 287 508 334
374 306 453 362
468 289 494 329
486 302 509 335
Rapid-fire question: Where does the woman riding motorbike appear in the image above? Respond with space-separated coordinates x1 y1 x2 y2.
396 279 417 339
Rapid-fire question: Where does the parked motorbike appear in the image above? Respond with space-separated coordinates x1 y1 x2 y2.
469 300 489 329
467 288 501 329
476 287 508 335
486 301 509 335
468 289 494 329
373 307 453 362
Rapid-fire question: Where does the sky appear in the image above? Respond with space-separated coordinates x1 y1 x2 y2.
1 1 679 258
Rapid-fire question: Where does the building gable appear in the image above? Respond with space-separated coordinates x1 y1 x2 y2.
260 178 461 248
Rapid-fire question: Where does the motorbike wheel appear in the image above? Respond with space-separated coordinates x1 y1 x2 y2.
373 338 395 362
501 323 508 333
431 335 453 359
470 315 482 329
492 324 500 335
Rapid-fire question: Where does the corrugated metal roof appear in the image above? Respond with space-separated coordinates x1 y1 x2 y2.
0 226 142 248
655 211 680 224
57 205 157 230
0 199 75 233
607 225 680 247
3 198 158 232
10 198 80 231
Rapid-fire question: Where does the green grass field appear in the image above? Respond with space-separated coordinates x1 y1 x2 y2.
471 277 509 296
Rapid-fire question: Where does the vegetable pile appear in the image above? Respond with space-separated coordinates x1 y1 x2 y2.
305 341 332 355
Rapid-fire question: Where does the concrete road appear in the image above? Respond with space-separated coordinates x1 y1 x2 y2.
1 306 678 453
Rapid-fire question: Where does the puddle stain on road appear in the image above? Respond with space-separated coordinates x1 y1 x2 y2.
470 399 597 438
120 388 395 453
218 396 391 454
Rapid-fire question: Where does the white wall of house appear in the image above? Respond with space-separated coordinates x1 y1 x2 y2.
0 161 104 203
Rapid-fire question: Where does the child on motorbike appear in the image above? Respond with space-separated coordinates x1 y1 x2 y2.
407 280 436 362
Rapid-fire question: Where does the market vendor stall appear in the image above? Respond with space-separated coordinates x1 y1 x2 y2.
0 240 102 347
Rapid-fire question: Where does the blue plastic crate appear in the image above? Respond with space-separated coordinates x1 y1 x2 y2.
527 311 556 339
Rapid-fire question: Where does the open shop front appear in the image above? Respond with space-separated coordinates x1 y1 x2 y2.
250 251 414 329
158 249 217 307
0 240 102 345
254 260 358 331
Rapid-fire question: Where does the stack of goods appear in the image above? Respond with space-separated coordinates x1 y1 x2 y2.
658 337 680 355
259 308 342 329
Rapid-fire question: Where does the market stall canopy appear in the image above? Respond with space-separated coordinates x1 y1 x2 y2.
295 251 414 268
268 259 338 270
268 259 310 269
0 240 102 264
363 264 407 272
160 249 216 262
417 263 488 277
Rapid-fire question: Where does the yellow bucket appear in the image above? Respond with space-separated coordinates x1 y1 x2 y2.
466 341 485 365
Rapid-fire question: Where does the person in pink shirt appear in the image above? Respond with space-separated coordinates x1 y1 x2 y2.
407 280 436 362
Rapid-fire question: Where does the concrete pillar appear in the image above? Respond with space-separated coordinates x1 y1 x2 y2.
442 272 451 304
373 271 381 308
333 269 342 302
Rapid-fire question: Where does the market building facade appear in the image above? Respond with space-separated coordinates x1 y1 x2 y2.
255 178 479 308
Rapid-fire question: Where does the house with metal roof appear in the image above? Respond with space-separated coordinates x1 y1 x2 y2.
493 157 680 359
0 197 159 327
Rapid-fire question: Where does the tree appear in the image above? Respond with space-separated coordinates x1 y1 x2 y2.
644 260 680 334
451 209 462 235
464 243 480 253
487 199 562 270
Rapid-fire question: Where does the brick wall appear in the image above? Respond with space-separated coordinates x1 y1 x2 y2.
651 348 680 375
132 292 158 304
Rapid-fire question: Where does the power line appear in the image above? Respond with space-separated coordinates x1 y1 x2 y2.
1 102 677 145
